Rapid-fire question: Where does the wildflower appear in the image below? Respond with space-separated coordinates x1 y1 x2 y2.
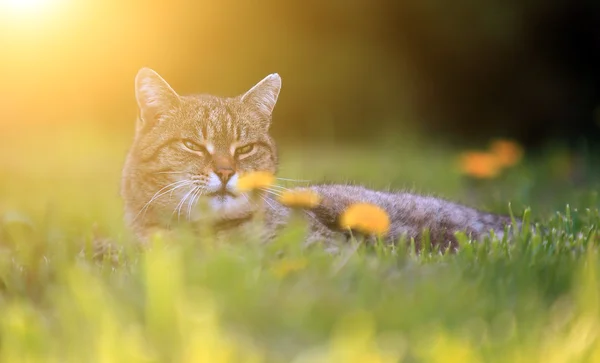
459 151 502 179
277 189 321 209
490 139 523 167
340 203 390 236
235 171 274 192
270 257 308 278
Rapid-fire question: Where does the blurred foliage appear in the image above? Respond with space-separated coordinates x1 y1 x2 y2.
0 0 598 147
1 126 600 361
1 1 600 360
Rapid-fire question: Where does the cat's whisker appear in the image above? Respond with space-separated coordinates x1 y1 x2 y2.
186 188 198 221
156 171 187 175
133 180 192 222
261 186 319 222
258 187 280 195
259 195 276 211
302 209 320 224
241 193 263 211
187 187 205 220
168 182 192 200
267 184 293 192
159 181 194 206
276 177 311 183
174 185 198 222
262 185 287 193
258 188 283 198
241 193 253 206
181 186 200 221
193 186 206 206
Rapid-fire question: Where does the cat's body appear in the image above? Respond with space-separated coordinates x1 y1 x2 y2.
122 68 515 250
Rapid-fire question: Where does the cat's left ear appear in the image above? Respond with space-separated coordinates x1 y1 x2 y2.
241 73 282 118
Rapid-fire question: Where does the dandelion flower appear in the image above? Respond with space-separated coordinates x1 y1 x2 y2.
490 139 523 167
270 257 308 278
340 203 390 236
278 189 321 209
459 151 502 179
235 171 275 192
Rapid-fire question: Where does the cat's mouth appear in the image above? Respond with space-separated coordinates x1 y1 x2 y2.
207 189 237 198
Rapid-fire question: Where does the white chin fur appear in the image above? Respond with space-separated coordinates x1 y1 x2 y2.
209 195 248 215
188 172 247 221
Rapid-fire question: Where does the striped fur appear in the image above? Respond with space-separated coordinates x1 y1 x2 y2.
122 68 516 250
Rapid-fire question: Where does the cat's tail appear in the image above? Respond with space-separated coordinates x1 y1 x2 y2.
464 210 522 240
303 184 525 250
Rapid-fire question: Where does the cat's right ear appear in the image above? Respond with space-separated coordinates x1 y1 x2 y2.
134 68 180 130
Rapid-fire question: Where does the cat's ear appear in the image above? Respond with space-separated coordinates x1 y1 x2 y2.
241 73 282 117
135 68 180 128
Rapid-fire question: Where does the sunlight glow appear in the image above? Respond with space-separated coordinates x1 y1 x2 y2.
1 0 53 15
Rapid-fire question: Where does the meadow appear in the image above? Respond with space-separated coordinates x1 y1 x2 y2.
1 124 600 362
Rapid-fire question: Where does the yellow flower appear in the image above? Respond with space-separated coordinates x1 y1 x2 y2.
490 139 523 167
278 189 321 209
340 203 390 236
270 257 308 279
235 171 275 192
459 151 502 179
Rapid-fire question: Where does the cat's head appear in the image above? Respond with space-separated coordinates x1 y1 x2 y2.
125 68 281 222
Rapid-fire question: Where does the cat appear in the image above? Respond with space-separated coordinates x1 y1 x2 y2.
121 68 517 251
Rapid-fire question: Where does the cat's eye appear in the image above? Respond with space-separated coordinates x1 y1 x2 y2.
182 139 205 153
236 144 254 155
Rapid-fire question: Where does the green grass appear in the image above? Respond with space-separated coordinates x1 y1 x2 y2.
1 125 600 362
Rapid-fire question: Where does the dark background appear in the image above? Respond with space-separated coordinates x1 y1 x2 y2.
1 0 599 148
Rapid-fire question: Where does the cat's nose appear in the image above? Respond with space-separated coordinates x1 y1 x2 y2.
215 167 234 184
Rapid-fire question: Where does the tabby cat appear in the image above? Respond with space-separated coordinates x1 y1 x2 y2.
121 68 515 251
